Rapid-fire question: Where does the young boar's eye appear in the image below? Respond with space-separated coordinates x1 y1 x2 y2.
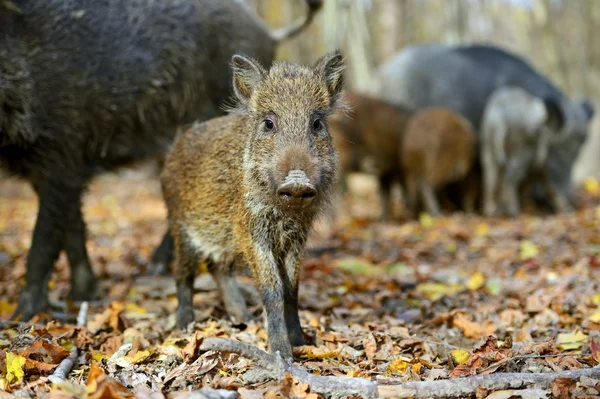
312 118 322 132
264 119 275 130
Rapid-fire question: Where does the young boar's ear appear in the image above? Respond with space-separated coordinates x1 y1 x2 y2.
314 51 345 105
231 55 266 104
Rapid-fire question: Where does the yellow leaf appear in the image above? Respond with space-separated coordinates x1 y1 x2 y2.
125 302 147 315
91 352 107 362
0 378 9 391
450 349 470 365
584 177 600 196
466 272 485 291
592 294 600 305
416 283 463 301
0 300 16 315
589 310 600 323
419 213 434 229
6 352 26 384
556 330 588 350
475 223 490 237
130 350 152 364
520 241 539 260
387 356 411 374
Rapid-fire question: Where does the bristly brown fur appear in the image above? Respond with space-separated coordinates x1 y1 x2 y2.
329 91 411 220
162 51 344 361
402 106 476 217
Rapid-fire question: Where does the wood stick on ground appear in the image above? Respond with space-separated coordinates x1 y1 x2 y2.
48 302 88 384
201 338 600 399
377 367 600 398
199 338 378 399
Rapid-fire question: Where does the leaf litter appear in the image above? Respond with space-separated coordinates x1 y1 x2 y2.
2 169 600 397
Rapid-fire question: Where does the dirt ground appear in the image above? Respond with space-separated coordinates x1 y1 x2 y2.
1 165 600 398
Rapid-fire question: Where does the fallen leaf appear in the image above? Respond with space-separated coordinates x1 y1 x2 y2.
556 330 588 350
416 283 463 301
475 223 490 237
551 377 576 399
520 240 539 260
584 177 600 196
591 339 600 363
466 272 485 291
363 333 377 360
452 313 497 339
450 349 470 365
419 213 434 229
387 356 411 374
5 352 25 384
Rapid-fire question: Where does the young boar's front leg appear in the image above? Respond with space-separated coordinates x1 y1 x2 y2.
282 246 305 347
248 240 293 361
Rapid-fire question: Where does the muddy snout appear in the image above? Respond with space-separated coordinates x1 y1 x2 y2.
277 170 317 209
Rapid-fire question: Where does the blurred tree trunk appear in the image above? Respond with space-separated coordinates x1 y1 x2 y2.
540 0 571 91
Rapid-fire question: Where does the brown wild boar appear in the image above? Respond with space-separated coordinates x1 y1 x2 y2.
161 52 344 361
329 92 411 219
402 107 475 217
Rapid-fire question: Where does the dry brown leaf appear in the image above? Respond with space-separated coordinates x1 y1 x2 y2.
182 332 203 362
452 313 496 339
363 333 377 360
551 377 576 399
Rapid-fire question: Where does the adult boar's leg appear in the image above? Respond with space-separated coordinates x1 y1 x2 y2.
64 198 98 303
12 178 88 320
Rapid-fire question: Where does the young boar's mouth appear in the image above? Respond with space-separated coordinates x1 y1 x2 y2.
275 169 318 211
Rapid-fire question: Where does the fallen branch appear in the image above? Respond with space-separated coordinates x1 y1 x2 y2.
48 302 88 384
377 367 600 398
199 338 378 399
201 338 600 399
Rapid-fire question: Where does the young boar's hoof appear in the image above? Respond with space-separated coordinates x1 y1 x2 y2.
271 339 294 364
177 306 195 330
12 286 49 321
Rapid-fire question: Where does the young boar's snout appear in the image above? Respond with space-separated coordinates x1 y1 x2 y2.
277 170 317 208
275 146 318 210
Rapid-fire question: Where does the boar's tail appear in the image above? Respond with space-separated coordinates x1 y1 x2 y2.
270 0 323 43
0 0 22 13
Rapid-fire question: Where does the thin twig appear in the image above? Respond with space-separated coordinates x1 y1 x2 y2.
48 302 88 384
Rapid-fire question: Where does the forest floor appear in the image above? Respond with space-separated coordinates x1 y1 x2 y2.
1 164 600 398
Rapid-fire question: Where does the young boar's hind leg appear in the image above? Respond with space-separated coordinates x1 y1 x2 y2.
379 173 394 221
404 174 420 219
419 179 440 217
248 241 292 361
64 198 98 303
12 179 84 320
149 230 174 275
207 260 252 323
282 247 305 347
175 234 199 329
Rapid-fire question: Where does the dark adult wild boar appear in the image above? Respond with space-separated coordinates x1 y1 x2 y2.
161 52 344 361
329 92 411 220
0 0 323 321
402 107 476 217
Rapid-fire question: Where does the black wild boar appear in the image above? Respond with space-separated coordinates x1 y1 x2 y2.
0 0 322 321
